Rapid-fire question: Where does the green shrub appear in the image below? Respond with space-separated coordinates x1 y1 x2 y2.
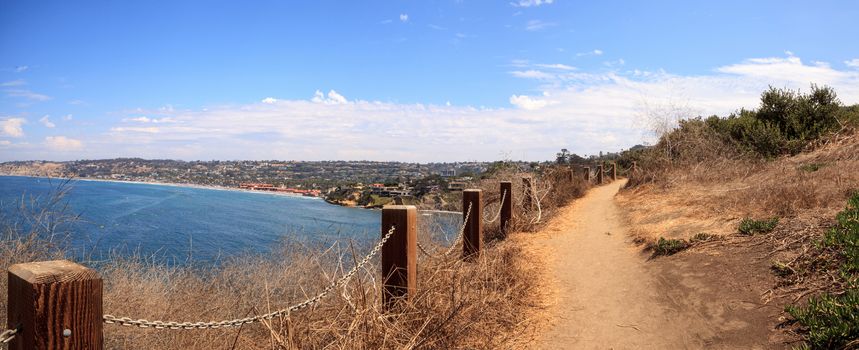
798 163 828 172
822 193 859 275
652 237 689 256
738 217 779 235
690 232 716 242
786 287 859 349
787 193 859 349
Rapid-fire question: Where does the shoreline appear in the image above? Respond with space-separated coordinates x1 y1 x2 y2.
0 174 324 201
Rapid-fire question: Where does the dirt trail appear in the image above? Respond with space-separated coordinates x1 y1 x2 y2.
533 180 776 349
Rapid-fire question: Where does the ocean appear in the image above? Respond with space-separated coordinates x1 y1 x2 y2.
0 175 459 265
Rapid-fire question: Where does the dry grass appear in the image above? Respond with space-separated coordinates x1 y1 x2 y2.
1 166 588 349
620 128 859 243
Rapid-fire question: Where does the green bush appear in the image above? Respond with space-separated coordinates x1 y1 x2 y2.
823 193 859 275
786 285 859 350
738 217 779 235
690 232 716 242
787 193 859 349
652 237 689 256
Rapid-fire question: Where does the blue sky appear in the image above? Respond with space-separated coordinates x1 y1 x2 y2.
2 0 858 161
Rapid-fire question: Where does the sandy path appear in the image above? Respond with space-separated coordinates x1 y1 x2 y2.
534 180 710 349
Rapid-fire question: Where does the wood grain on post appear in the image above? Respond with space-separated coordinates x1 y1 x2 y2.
522 177 533 212
381 205 417 310
500 181 513 238
462 189 484 259
597 164 604 184
8 260 103 350
583 167 590 182
611 162 617 181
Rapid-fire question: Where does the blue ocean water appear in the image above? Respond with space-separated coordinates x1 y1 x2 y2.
0 176 458 264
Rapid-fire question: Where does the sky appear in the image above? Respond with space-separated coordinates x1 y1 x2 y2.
1 0 858 162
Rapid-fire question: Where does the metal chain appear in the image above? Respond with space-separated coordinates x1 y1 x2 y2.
445 202 473 256
484 190 507 224
103 226 397 330
0 327 17 344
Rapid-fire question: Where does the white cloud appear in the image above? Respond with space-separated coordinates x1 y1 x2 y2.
510 70 556 80
0 140 10 146
14 66 28 73
511 0 554 7
399 14 409 22
261 97 278 104
428 24 446 30
1 79 25 87
45 136 83 150
111 127 160 133
535 63 576 70
311 90 348 104
1 118 26 137
525 20 556 31
509 94 552 110
124 116 177 124
63 114 73 121
846 59 859 69
5 89 50 101
39 115 55 128
577 49 604 57
6 54 858 162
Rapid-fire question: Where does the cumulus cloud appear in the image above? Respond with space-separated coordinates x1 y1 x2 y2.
7 55 858 162
399 14 408 22
311 90 348 104
262 97 278 104
511 0 554 7
39 115 55 128
509 94 552 110
1 118 26 137
844 58 859 69
45 136 83 150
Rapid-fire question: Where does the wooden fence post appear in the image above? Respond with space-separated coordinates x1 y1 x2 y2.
522 177 533 211
500 181 512 238
597 164 604 184
567 168 574 183
462 189 484 259
8 260 103 350
381 205 417 310
583 167 590 182
611 162 617 181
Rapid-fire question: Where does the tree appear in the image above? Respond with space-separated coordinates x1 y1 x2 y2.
555 148 571 164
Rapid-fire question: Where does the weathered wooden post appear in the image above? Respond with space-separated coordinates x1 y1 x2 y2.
462 189 484 259
8 260 103 350
500 181 512 237
567 168 574 183
522 177 533 211
381 205 417 309
583 167 590 182
611 162 617 181
597 164 604 184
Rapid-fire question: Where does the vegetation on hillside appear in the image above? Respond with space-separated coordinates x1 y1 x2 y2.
618 85 859 348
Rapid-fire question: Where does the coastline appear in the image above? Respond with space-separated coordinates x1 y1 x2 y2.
0 174 324 201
